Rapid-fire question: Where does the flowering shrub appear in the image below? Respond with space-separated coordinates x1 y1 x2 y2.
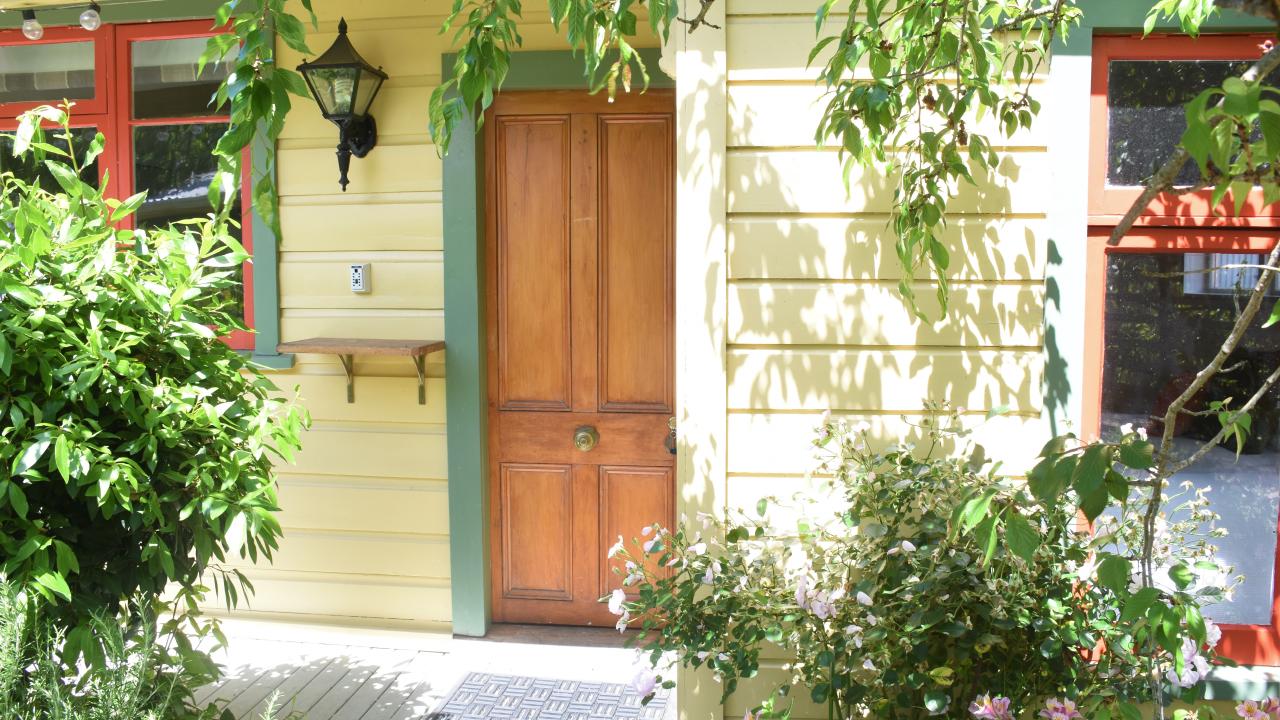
612 411 1235 719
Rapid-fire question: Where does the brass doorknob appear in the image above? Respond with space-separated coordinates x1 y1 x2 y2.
574 426 600 452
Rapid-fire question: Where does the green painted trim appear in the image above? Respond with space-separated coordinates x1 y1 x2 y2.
249 123 291 371
0 0 226 28
442 47 669 637
443 104 489 638
443 48 672 89
1057 0 1274 55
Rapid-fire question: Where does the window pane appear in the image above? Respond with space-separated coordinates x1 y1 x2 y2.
0 41 94 105
0 126 98 190
133 123 243 320
1108 59 1280 187
132 37 231 119
1102 251 1280 625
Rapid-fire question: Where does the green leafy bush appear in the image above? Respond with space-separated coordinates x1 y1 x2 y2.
0 106 306 708
613 410 1228 719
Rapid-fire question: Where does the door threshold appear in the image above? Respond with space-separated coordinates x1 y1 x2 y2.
462 622 635 648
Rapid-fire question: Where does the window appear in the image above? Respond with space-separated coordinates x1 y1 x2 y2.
0 21 252 350
1087 34 1280 666
1090 35 1280 227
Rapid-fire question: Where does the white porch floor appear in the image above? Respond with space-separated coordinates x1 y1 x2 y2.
197 619 673 720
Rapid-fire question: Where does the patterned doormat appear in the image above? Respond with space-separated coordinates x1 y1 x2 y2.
425 672 671 719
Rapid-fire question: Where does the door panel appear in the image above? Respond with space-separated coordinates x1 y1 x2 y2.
599 116 675 412
499 464 574 600
487 91 675 627
600 466 674 596
496 116 572 411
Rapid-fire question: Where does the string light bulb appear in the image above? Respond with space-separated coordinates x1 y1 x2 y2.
79 2 102 31
21 10 43 41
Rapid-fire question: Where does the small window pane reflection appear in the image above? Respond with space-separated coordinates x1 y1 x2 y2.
132 37 232 119
0 42 95 105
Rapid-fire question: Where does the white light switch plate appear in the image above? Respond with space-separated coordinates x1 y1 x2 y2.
349 263 370 293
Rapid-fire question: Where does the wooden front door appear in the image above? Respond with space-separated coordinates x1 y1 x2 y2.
485 91 675 627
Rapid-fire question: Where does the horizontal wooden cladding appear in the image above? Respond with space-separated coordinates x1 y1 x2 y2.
279 198 442 252
226 570 451 626
280 252 443 310
729 282 1043 347
729 217 1045 281
286 425 447 480
278 375 446 424
726 15 1049 82
728 83 1048 149
280 309 444 344
226 528 450 580
494 412 678 467
278 144 441 198
728 412 1046 476
725 474 840 533
727 150 1050 215
728 348 1043 412
282 85 436 143
275 474 449 536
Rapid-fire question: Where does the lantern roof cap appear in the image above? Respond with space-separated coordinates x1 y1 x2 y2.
298 17 388 79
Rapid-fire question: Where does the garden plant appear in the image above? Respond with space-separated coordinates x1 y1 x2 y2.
0 105 306 717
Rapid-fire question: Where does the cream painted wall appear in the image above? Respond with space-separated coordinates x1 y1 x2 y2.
715 0 1050 716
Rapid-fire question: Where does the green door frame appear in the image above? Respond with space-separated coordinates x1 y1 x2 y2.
442 49 672 637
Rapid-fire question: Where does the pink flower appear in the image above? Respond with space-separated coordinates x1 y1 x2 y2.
1261 39 1276 54
1039 699 1081 720
970 695 1013 720
1236 699 1280 720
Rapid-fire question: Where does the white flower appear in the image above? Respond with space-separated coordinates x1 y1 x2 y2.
856 591 873 606
853 420 872 434
702 561 721 585
607 535 625 558
1137 426 1149 440
608 588 628 616
643 536 660 553
688 542 708 556
862 658 876 671
902 540 917 552
641 525 653 537
616 611 630 632
1205 618 1222 649
1120 422 1135 436
631 668 658 696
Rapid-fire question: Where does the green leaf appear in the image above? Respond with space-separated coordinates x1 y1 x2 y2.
54 434 70 481
1168 562 1195 590
957 490 996 532
34 571 71 602
1119 440 1155 469
1004 513 1039 562
1072 444 1110 496
8 483 28 519
974 515 999 565
12 434 52 476
1097 554 1132 594
1121 586 1160 623
923 690 949 714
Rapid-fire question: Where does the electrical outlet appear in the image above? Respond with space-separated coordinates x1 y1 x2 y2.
349 263 370 293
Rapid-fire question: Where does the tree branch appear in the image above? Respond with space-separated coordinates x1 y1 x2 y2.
993 2 1066 31
678 0 720 31
1167 362 1280 475
1107 43 1280 246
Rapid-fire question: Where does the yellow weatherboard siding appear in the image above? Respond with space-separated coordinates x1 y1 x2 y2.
718 0 1049 716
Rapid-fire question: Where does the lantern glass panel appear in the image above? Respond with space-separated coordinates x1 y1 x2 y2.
307 66 359 117
352 67 383 117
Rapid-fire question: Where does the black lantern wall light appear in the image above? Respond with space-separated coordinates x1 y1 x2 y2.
296 18 388 191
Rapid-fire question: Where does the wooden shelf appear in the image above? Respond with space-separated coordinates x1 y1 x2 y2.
276 338 446 404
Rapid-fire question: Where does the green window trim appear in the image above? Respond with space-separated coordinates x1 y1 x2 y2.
0 3 290 370
441 48 670 637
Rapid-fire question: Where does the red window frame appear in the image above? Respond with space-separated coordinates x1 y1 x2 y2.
1089 34 1280 228
1087 32 1280 666
0 19 254 350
